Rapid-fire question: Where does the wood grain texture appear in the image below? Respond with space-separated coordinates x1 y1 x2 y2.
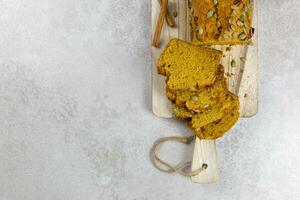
191 140 219 183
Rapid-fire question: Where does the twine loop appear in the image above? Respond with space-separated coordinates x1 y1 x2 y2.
150 135 208 177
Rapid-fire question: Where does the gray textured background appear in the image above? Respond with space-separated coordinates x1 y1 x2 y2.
0 0 299 200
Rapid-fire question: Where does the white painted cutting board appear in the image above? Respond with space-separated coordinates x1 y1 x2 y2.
152 0 258 183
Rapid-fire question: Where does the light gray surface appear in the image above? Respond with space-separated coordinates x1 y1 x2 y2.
0 0 299 200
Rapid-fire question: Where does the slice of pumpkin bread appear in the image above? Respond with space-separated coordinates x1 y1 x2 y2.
172 90 239 140
191 104 240 140
185 79 227 111
168 78 227 111
166 64 226 108
189 92 239 129
157 39 222 91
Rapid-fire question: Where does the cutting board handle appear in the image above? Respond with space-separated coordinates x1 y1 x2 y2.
191 139 220 183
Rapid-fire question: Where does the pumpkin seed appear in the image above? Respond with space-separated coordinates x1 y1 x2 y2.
240 16 244 22
244 22 250 29
243 22 250 33
231 24 237 31
173 11 178 18
239 33 247 40
233 32 240 38
173 108 180 115
231 59 237 67
240 12 245 21
231 5 239 10
203 104 209 108
189 8 194 16
199 27 204 35
237 20 243 26
246 3 252 12
191 96 199 101
228 17 234 24
243 27 249 34
207 9 214 18
243 5 248 12
195 26 204 35
226 30 233 36
214 13 218 19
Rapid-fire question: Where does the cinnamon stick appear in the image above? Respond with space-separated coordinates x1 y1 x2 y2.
157 0 175 27
152 0 168 47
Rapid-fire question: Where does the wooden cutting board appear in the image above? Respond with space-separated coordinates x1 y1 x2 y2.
152 0 258 183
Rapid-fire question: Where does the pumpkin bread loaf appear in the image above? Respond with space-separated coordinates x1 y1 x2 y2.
189 0 254 45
